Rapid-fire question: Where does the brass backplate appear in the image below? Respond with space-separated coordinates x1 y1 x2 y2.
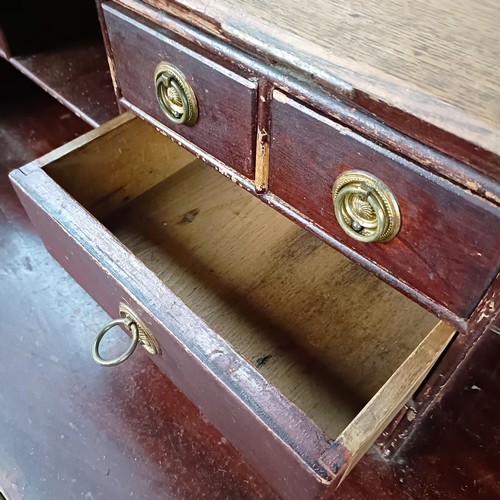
119 303 161 355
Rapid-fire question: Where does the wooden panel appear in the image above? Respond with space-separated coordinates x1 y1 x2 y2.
269 92 500 319
103 2 258 179
9 117 334 498
336 322 455 482
139 0 500 177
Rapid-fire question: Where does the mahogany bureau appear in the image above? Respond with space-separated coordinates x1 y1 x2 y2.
8 0 500 498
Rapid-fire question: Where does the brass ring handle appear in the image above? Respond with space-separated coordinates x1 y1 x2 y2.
92 317 140 367
154 62 198 126
332 170 401 243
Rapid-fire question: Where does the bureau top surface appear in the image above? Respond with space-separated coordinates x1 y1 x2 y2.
142 0 500 165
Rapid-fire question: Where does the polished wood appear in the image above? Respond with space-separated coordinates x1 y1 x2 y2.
139 0 500 180
269 92 500 321
2 59 500 500
10 38 118 127
103 3 258 179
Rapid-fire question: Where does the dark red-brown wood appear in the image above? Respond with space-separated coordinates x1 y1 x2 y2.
269 94 500 321
110 0 500 205
136 0 500 190
103 2 258 179
3 58 500 500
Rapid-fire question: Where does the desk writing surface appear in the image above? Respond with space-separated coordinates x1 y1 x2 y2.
149 0 500 162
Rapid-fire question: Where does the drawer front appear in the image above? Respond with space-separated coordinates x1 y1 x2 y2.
103 2 258 179
269 92 500 319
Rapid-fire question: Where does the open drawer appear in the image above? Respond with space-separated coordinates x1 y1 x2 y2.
10 113 455 498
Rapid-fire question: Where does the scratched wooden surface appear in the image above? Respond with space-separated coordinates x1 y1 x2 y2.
2 60 500 500
97 159 438 439
142 0 500 163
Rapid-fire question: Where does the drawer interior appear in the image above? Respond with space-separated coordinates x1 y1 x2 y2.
44 117 444 441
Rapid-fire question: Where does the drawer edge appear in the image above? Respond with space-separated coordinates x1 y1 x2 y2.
334 322 456 485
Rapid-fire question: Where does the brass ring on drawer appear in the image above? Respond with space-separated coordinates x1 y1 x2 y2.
154 62 198 126
92 317 140 367
332 170 401 243
92 304 161 367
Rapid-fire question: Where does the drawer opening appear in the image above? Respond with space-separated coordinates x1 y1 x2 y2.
42 116 452 445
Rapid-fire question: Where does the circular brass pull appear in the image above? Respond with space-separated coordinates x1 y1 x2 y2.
92 304 161 367
332 170 401 243
154 62 198 126
93 317 139 367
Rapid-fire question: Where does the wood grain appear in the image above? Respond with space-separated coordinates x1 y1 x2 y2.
10 115 452 493
269 92 500 320
143 0 500 165
336 322 455 483
39 115 440 441
103 3 258 179
105 160 439 439
11 158 335 499
46 114 194 220
108 0 500 201
0 69 274 500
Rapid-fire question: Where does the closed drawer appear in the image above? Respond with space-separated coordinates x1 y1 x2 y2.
10 113 454 498
269 91 500 320
102 2 258 179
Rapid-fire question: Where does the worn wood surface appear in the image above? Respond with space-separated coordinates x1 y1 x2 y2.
103 3 258 178
33 113 438 440
269 92 500 320
12 153 335 497
10 38 117 127
336 322 454 483
141 0 500 177
3 61 500 500
0 62 274 500
106 0 500 203
105 160 438 439
11 113 456 494
45 114 194 220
